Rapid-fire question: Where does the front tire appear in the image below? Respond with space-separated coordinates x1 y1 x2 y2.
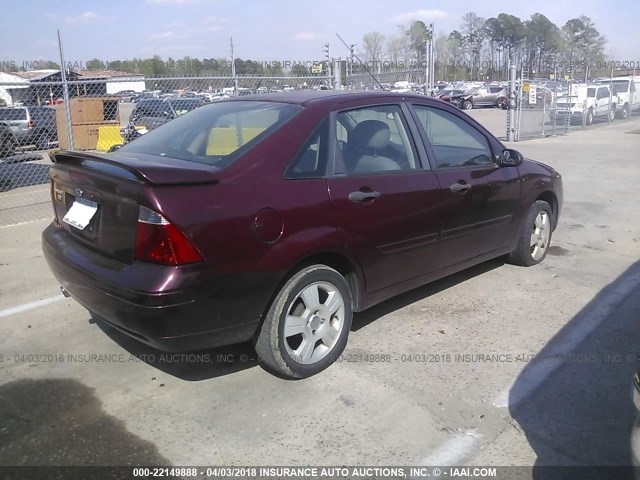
508 200 554 267
462 100 473 110
585 109 594 126
254 265 353 379
0 134 15 158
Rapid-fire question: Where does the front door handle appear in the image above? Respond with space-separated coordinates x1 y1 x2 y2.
450 182 472 194
349 190 381 202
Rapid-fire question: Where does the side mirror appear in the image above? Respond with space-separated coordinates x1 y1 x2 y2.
497 148 523 167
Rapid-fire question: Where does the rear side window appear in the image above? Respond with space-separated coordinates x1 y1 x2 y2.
0 108 27 121
285 119 328 179
119 101 302 167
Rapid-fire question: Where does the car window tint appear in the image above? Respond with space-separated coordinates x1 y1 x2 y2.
120 101 302 167
284 119 328 179
336 104 418 175
412 104 493 169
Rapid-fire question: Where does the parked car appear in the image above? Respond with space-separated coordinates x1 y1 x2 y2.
42 91 563 379
0 106 57 150
596 76 640 119
115 90 138 102
437 89 466 104
448 85 507 110
129 97 205 131
0 122 17 158
553 83 618 125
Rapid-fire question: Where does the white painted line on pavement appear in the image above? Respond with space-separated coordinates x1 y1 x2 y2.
419 431 482 466
0 295 65 319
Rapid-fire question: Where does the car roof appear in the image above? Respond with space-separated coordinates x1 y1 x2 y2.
223 90 439 107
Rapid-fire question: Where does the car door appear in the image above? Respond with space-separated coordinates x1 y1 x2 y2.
326 102 444 293
473 88 490 105
596 87 609 116
409 102 521 266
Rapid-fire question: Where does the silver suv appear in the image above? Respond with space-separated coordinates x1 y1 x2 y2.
0 106 58 150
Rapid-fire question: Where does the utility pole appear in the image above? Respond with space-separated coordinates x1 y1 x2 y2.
323 43 332 80
349 44 356 78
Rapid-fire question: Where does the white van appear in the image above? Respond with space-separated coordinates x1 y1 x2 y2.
554 83 619 125
596 76 640 119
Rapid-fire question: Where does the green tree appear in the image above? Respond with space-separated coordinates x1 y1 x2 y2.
362 31 386 71
291 63 310 76
524 13 561 74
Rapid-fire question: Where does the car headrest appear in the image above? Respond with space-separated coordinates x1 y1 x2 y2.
350 120 391 151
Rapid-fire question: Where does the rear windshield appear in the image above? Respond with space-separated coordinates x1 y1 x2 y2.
166 99 204 116
0 108 27 121
587 88 596 97
118 101 302 167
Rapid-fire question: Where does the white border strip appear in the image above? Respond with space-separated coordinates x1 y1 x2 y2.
0 295 65 318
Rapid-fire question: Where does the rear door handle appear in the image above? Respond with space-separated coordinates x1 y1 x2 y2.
349 190 381 202
450 182 471 194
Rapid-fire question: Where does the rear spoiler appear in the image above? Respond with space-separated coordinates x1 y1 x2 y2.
50 150 221 186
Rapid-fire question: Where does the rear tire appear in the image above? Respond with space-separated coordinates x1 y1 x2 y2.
37 132 50 150
254 265 353 379
617 105 630 120
496 98 506 109
508 200 554 267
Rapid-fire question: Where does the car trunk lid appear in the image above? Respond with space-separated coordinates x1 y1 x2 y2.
49 150 220 264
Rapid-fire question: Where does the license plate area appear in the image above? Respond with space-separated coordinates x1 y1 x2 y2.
63 197 99 230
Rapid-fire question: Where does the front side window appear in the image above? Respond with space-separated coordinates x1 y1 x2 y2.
119 101 302 167
335 104 418 175
412 104 493 168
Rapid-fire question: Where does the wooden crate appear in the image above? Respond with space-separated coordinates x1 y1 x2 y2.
55 98 119 150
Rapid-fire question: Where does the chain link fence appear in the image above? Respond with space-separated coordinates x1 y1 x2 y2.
0 73 332 226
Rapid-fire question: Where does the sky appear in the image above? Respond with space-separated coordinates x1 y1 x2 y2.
1 0 639 67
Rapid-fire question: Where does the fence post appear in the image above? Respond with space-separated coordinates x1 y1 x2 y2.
57 30 74 150
506 50 516 142
542 96 546 137
552 92 557 136
333 59 341 90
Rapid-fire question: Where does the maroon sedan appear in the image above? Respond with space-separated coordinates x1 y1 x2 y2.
42 91 562 378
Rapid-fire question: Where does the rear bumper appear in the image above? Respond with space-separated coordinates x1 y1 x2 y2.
42 223 281 351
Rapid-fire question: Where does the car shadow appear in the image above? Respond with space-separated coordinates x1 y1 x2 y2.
94 316 258 381
0 378 171 475
93 259 506 382
352 257 505 332
508 260 640 479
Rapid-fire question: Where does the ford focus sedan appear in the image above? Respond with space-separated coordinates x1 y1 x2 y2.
42 91 563 379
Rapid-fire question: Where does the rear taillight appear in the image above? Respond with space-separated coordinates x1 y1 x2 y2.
28 119 33 129
135 206 203 265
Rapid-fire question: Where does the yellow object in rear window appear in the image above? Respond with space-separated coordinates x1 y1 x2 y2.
206 127 265 155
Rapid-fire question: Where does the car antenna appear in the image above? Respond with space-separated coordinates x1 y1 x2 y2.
335 33 384 91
